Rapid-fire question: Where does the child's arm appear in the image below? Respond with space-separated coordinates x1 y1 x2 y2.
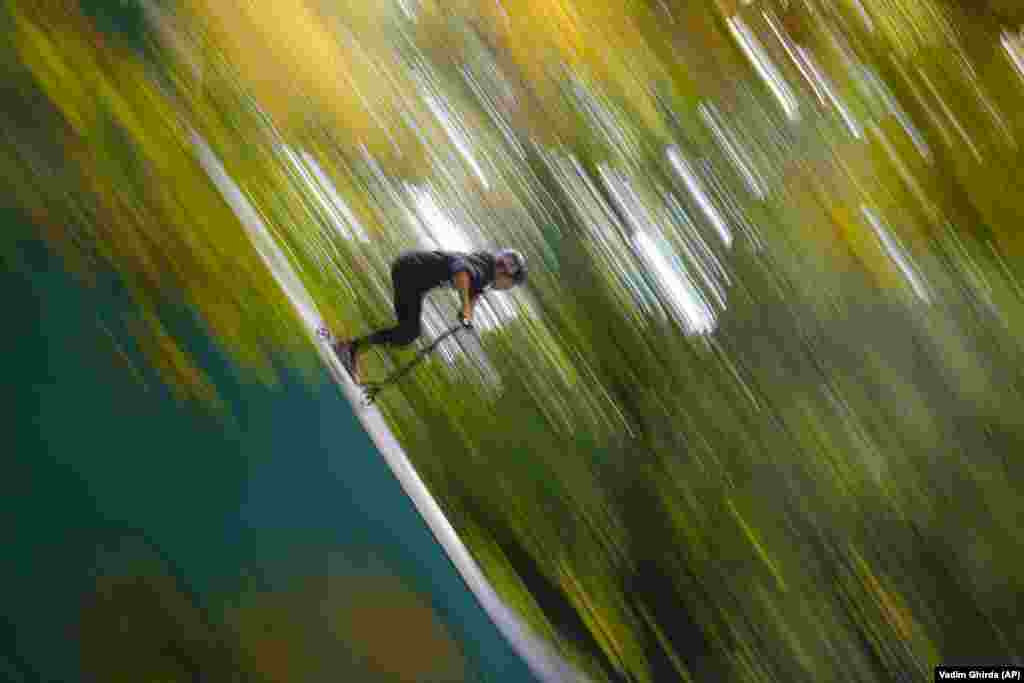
453 270 476 323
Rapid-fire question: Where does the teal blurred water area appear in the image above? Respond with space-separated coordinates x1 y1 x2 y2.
4 230 537 682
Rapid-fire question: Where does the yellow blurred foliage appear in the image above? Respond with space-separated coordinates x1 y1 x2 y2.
12 4 298 400
185 0 423 173
442 0 673 144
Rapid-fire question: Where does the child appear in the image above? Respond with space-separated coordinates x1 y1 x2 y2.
327 248 526 383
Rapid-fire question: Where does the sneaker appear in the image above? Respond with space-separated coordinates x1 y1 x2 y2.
332 341 361 384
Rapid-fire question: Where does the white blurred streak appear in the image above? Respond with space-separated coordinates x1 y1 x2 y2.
861 206 931 304
699 102 767 200
956 53 1017 151
421 89 490 189
848 0 875 33
667 146 733 247
935 33 1018 152
462 66 527 161
893 61 957 152
541 151 661 319
270 146 345 274
397 0 418 22
359 144 404 204
294 149 371 242
598 165 720 335
597 165 658 238
727 15 800 122
918 68 983 164
664 192 731 310
861 67 932 161
869 125 940 225
408 184 475 253
336 27 404 160
797 46 863 139
1002 30 1024 83
634 231 717 335
762 9 827 108
944 224 1002 321
569 76 635 159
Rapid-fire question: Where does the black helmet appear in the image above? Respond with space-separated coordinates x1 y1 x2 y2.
495 248 527 284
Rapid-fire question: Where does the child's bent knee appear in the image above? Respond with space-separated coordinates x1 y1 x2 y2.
392 324 421 346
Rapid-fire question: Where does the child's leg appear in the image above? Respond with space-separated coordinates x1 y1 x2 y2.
334 261 425 384
354 268 425 354
363 291 423 346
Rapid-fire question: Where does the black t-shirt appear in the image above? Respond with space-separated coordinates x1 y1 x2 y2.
395 250 496 297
